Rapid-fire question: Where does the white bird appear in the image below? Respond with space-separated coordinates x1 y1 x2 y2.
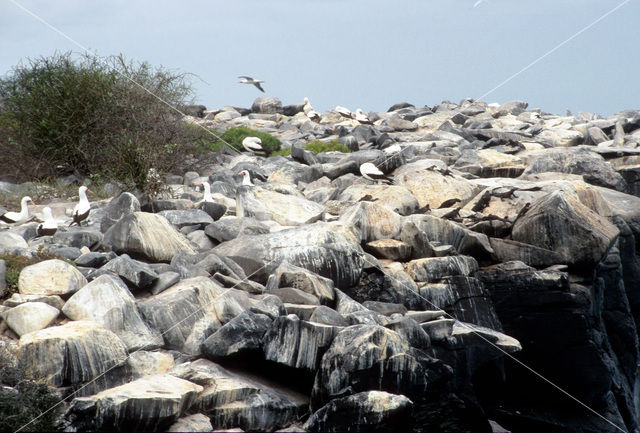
238 76 265 93
303 97 313 115
360 162 393 184
473 0 486 7
0 196 33 224
36 207 58 237
306 110 322 123
238 170 254 186
70 186 92 226
355 108 373 125
335 106 353 119
242 136 264 154
195 181 214 203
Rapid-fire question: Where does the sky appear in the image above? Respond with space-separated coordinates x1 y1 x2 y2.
1 0 638 117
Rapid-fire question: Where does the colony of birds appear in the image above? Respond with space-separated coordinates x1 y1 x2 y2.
1 95 640 433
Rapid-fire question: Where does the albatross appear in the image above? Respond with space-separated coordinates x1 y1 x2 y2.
360 162 393 184
335 106 353 119
70 186 93 226
0 196 33 224
242 136 265 154
238 76 265 93
355 108 373 125
306 110 322 123
195 181 214 203
303 97 313 115
238 170 254 186
36 206 58 237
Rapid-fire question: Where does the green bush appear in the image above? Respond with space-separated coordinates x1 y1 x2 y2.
0 52 197 193
270 148 291 157
209 126 281 154
304 139 350 154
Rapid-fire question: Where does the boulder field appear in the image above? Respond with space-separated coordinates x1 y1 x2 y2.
1 97 640 432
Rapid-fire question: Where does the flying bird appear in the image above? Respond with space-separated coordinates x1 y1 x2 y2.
36 206 58 237
238 170 254 186
0 196 33 224
359 162 393 184
242 136 265 154
473 0 487 7
70 185 92 226
238 76 265 93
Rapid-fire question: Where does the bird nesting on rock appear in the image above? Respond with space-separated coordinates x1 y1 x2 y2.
359 162 393 184
238 170 254 186
242 136 266 155
37 206 58 237
355 108 373 125
0 196 34 225
70 186 92 226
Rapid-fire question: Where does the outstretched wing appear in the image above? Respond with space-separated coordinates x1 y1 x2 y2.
254 82 265 92
238 75 253 80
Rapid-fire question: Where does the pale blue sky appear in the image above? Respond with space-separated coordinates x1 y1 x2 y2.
1 0 638 116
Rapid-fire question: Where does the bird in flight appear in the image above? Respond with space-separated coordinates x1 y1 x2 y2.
473 0 487 7
238 76 265 92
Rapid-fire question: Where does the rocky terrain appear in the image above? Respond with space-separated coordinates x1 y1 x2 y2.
1 96 640 432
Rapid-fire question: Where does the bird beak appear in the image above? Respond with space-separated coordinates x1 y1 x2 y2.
87 189 95 195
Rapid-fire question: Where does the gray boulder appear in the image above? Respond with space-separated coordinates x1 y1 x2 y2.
158 209 214 229
214 222 365 289
252 97 283 114
201 310 272 358
306 391 414 433
100 192 141 233
65 374 202 432
103 212 197 262
62 274 163 350
100 254 159 290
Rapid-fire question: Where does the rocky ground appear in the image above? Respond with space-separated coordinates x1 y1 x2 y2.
1 96 640 432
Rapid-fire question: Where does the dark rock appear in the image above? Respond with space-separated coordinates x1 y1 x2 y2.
201 310 272 359
263 314 338 370
48 246 82 261
100 192 141 233
196 202 226 221
265 262 335 305
158 209 214 229
101 254 158 290
309 306 350 327
283 103 304 116
149 271 181 295
179 104 206 118
291 144 319 166
204 217 270 243
388 102 415 112
362 300 407 316
74 251 115 268
306 391 414 433
385 316 431 349
311 324 453 410
52 229 102 250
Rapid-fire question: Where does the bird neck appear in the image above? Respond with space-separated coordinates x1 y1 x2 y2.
243 176 253 186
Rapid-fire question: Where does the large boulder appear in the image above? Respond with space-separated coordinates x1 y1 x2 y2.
521 147 628 192
170 359 308 431
251 97 283 114
65 374 202 432
62 274 163 351
103 212 197 262
1 302 59 336
19 321 128 388
137 277 226 351
19 259 87 296
236 185 326 226
306 391 414 433
339 201 404 243
201 310 272 359
265 262 335 305
512 190 619 267
338 184 419 216
262 314 339 370
100 192 141 233
394 160 481 208
311 324 453 410
214 223 365 289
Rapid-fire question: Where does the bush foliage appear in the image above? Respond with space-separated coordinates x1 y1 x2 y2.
0 52 198 193
304 139 350 154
